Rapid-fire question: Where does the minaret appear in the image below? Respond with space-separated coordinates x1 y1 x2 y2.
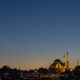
63 54 66 65
66 52 69 69
64 52 69 69
77 59 79 66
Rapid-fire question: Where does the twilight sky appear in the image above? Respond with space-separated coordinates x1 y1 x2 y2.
0 0 80 69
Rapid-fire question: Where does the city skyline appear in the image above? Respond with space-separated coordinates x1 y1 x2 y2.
0 0 80 70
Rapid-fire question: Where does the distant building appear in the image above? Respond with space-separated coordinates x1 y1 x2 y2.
49 52 71 73
49 59 66 73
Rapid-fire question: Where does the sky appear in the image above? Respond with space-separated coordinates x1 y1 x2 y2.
0 0 80 70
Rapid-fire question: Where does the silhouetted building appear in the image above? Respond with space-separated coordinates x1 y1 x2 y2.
49 59 66 73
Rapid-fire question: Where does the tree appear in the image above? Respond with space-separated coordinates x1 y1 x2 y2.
38 68 48 74
73 65 80 79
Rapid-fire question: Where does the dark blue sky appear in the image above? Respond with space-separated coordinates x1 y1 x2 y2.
0 0 80 69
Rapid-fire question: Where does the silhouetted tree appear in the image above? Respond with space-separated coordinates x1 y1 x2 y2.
38 68 48 74
73 65 80 79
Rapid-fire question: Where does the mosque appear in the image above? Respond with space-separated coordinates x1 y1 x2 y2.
49 52 70 73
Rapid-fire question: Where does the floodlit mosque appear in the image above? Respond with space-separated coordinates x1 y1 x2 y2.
49 52 70 73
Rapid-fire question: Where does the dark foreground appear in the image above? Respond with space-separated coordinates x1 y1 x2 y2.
1 65 80 80
0 77 79 80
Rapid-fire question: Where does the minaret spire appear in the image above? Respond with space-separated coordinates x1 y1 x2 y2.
63 54 66 65
66 52 69 69
63 52 70 69
77 59 79 66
